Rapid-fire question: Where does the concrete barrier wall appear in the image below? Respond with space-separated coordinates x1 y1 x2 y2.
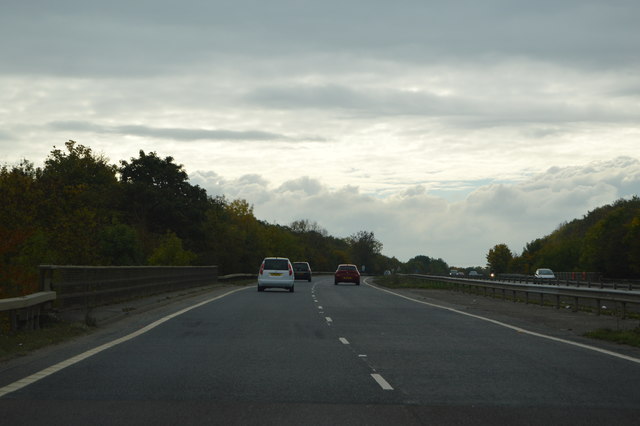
39 265 218 309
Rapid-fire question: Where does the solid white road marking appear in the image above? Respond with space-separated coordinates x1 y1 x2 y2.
339 337 349 345
371 373 394 390
364 278 640 366
0 286 249 398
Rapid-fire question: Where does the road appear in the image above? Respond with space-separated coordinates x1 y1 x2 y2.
2 276 640 425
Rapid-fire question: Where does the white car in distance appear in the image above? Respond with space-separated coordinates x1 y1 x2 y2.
534 268 556 280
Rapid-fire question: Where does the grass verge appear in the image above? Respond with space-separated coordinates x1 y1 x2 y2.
374 275 453 290
0 319 92 362
584 328 640 348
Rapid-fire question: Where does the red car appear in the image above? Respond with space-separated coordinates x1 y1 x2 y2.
334 264 360 285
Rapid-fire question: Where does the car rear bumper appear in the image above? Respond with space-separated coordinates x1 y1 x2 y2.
335 275 360 283
258 278 294 289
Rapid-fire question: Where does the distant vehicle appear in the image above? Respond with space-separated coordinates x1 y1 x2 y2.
534 268 556 280
384 270 392 276
449 270 464 277
468 270 481 278
292 262 312 282
335 264 360 285
258 257 295 292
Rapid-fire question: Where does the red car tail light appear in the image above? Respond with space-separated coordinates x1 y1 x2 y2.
288 263 293 276
259 263 265 275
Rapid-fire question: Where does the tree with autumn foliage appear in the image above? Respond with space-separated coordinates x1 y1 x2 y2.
486 243 513 274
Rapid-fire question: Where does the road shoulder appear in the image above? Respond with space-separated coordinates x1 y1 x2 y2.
366 279 640 359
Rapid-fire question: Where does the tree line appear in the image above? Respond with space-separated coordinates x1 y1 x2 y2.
486 196 640 278
1 141 409 298
4 141 635 299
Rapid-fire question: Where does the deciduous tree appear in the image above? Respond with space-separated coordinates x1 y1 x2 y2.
486 243 513 274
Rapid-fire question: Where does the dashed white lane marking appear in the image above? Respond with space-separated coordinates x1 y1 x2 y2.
339 337 349 345
358 354 367 358
325 317 333 323
371 373 394 390
364 278 640 366
0 286 250 398
318 305 323 310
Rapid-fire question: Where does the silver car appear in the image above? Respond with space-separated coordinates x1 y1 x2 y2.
534 268 556 280
258 257 295 292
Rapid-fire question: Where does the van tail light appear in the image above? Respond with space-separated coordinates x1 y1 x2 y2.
288 263 293 276
259 263 265 275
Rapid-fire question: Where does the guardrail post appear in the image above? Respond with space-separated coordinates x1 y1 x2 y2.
9 310 18 332
39 266 53 291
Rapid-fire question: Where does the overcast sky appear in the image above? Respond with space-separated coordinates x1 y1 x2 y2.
2 1 639 267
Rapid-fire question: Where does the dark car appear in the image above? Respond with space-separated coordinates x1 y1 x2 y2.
292 262 312 282
335 264 360 285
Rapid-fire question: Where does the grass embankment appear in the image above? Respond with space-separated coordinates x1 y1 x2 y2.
584 328 640 348
0 319 91 362
374 275 453 290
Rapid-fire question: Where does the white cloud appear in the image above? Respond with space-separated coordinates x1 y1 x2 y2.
193 157 640 266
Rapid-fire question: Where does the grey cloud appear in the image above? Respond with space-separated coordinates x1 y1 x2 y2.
3 1 639 78
47 121 306 142
246 85 370 111
237 174 269 186
465 157 640 231
277 177 323 196
245 84 475 117
245 81 639 127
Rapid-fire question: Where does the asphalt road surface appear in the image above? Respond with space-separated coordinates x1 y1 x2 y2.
2 276 640 425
